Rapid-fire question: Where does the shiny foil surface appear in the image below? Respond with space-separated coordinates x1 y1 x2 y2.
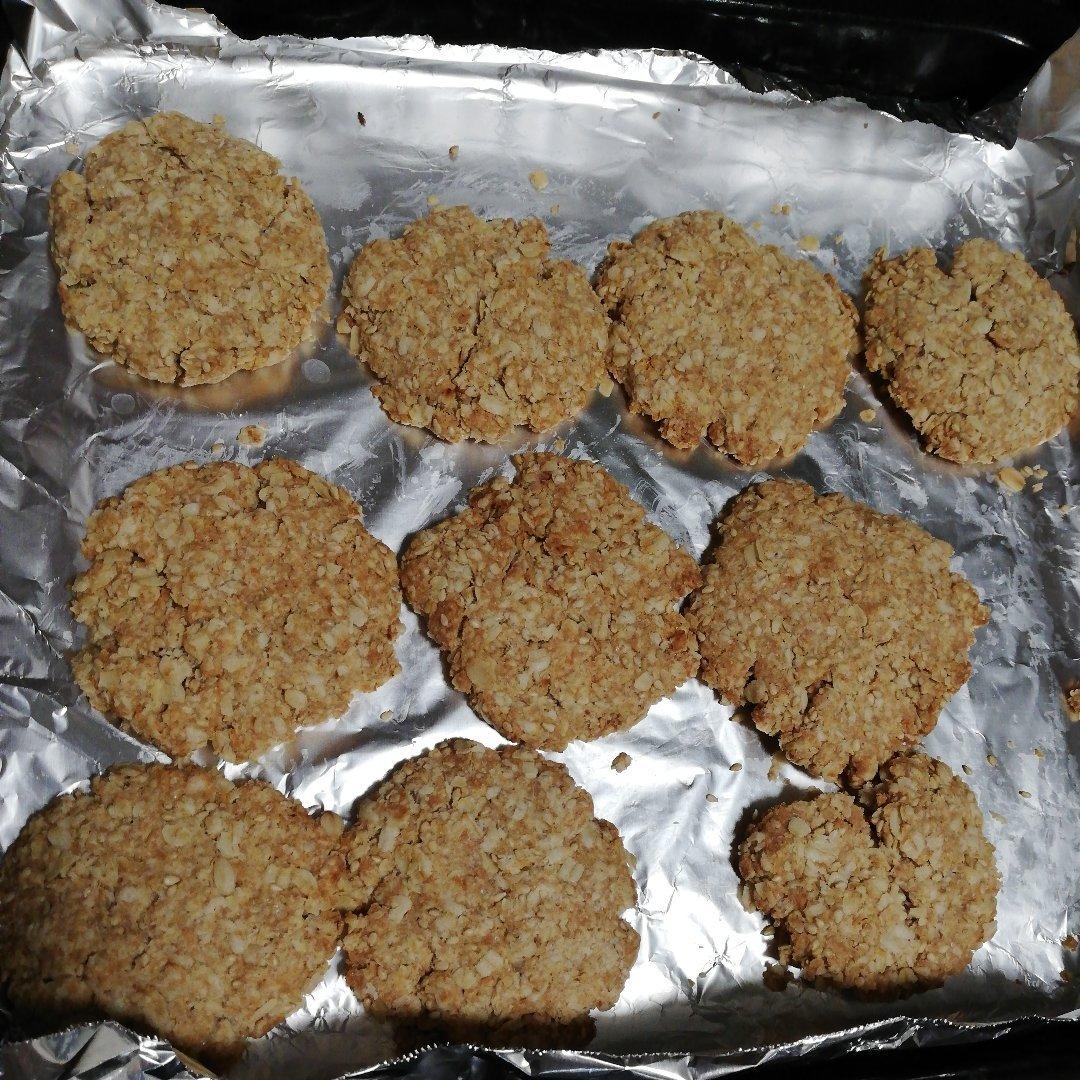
0 2 1078 1077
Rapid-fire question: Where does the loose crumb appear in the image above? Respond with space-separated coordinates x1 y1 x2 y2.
997 467 1026 493
797 235 820 251
962 763 973 774
357 112 366 126
1061 504 1073 514
529 169 549 191
986 754 999 767
1064 935 1078 950
1006 739 1016 749
651 111 661 120
426 194 440 207
990 811 1006 825
236 424 266 448
1033 747 1045 759
550 204 560 217
767 752 784 782
705 793 718 803
379 710 393 722
729 762 743 773
771 203 791 216
210 441 225 455
448 145 459 159
859 408 877 422
1033 483 1044 492
611 752 632 773
1062 970 1072 983
1065 685 1080 719
1019 789 1032 799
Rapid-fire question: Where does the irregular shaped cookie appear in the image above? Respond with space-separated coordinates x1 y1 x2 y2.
738 752 998 996
338 206 610 442
337 740 638 1046
0 763 343 1065
864 240 1080 463
594 211 859 464
50 112 331 385
71 458 401 761
400 453 701 749
687 480 986 785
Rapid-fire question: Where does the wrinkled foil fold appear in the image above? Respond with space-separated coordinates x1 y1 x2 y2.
0 1 1078 1077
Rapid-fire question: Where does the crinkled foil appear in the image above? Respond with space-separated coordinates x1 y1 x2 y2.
1 1 1078 1077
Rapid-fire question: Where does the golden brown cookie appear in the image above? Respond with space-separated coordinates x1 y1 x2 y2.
71 458 402 762
738 752 998 996
594 211 859 464
687 480 986 785
50 112 330 385
338 206 610 442
864 240 1080 463
400 453 701 749
337 740 638 1046
0 763 343 1065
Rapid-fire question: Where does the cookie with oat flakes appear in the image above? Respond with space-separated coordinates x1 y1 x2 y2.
50 112 330 386
336 739 638 1047
338 206 611 442
594 211 859 464
686 480 986 786
400 453 701 750
864 240 1080 463
738 752 998 996
0 763 343 1066
70 458 402 762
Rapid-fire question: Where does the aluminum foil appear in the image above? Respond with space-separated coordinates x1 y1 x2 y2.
1 1 1079 1077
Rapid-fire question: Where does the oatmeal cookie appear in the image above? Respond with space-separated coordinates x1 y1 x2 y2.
338 206 610 442
0 763 343 1065
400 453 701 749
738 752 998 996
337 739 638 1046
594 211 859 464
71 458 401 761
864 240 1080 463
687 480 986 785
50 112 331 385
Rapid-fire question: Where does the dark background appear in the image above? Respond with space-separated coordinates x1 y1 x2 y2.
1 0 1079 1076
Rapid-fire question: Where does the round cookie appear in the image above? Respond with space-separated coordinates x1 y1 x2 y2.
336 739 639 1046
0 763 343 1065
738 752 998 996
687 479 986 786
400 452 701 750
594 211 859 464
50 112 331 386
864 239 1080 463
71 458 402 761
338 205 610 442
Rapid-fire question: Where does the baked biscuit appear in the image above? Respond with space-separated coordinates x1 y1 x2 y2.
738 752 998 996
594 211 859 464
338 206 610 442
864 240 1080 463
687 480 986 785
400 453 701 749
71 458 402 761
50 112 330 385
337 740 638 1046
0 763 343 1065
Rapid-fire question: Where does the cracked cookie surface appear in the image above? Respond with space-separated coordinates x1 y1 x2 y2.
338 206 610 442
864 239 1080 463
337 739 638 1047
738 752 998 996
594 211 859 464
71 458 402 762
0 763 343 1065
687 480 986 785
400 453 701 749
50 112 331 385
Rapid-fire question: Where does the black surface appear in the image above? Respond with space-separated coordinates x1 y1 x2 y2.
0 1 1078 1077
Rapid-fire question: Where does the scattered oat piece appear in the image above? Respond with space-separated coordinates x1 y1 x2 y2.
705 792 718 803
1066 686 1080 719
1019 789 1032 799
962 763 973 774
797 235 820 251
50 112 330 386
864 241 1080 464
729 762 743 773
338 206 610 443
401 454 700 749
529 169 549 191
448 144 459 159
0 763 342 1066
237 423 266 448
595 211 859 464
651 111 661 120
1063 935 1078 950
738 752 998 996
751 220 763 230
357 112 366 126
1033 747 1045 759
1061 504 1074 515
1033 466 1048 479
762 962 793 992
1006 739 1016 749
1062 970 1073 983
997 467 1027 493
990 811 1006 825
337 740 637 1047
379 709 393 722
987 754 999 767
70 459 402 761
426 194 440 207
859 407 877 422
1033 482 1044 492
611 752 632 773
687 480 987 785
210 440 226 455
767 752 784 782
550 203 560 217
770 203 791 216
63 139 80 155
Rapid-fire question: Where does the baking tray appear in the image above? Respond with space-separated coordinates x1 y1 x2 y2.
0 1 1078 1078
